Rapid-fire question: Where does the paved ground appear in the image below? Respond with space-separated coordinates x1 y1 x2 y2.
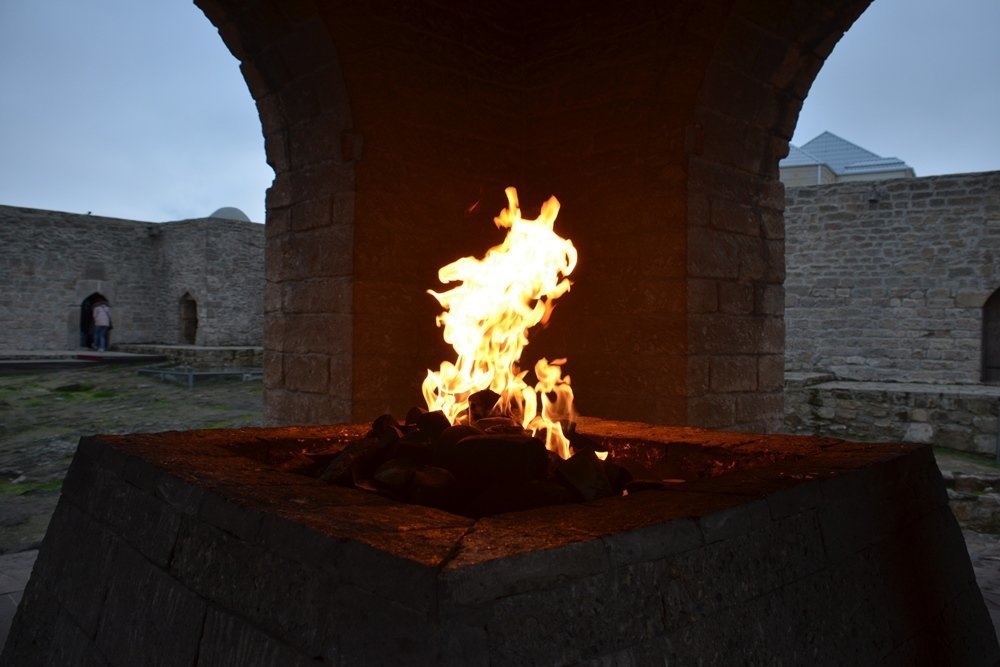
0 361 264 651
0 550 35 650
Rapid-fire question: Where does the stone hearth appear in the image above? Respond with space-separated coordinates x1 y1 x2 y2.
3 420 998 665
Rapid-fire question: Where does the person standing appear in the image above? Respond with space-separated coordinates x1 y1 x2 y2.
93 300 112 352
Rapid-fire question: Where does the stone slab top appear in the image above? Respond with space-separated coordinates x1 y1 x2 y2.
78 419 925 576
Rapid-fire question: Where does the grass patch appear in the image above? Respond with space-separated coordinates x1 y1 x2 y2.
0 479 63 495
88 390 118 399
202 420 235 429
934 447 1000 470
42 388 118 401
52 382 94 393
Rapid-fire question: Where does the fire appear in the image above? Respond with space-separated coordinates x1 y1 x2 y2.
422 187 579 459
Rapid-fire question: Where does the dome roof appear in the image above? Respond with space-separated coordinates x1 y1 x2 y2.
208 206 251 222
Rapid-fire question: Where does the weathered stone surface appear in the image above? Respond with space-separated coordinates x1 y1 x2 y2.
168 517 331 655
197 608 316 667
4 422 997 665
95 544 206 667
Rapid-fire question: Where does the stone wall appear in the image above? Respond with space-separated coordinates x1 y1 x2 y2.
785 171 1000 383
785 373 1000 455
0 205 264 351
159 220 265 346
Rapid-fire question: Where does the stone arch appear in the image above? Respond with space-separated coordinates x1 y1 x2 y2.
78 292 108 349
984 288 1000 383
179 291 199 345
198 0 874 429
68 279 117 349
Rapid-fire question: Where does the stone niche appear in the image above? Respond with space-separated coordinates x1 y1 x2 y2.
4 422 997 665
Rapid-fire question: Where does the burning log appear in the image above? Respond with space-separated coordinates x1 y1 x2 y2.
415 410 451 439
468 388 501 421
434 434 549 491
556 450 613 501
319 437 376 484
308 411 641 517
300 191 667 515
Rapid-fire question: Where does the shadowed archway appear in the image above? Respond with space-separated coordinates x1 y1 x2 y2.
195 0 872 429
984 287 1000 383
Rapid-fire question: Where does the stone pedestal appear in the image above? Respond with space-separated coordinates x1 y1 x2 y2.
4 421 997 665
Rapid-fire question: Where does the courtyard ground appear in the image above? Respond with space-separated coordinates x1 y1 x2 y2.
0 363 263 554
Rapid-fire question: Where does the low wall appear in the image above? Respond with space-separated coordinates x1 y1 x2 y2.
115 345 262 369
785 373 1000 455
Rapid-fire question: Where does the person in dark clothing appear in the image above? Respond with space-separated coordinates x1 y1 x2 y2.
79 302 94 348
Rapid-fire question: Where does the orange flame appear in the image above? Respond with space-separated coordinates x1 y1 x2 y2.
423 187 578 458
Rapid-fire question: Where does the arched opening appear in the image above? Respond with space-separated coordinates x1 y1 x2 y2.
195 0 872 429
79 292 107 349
180 292 198 345
984 288 1000 383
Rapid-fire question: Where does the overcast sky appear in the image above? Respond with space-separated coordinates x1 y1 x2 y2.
792 0 1000 177
0 0 271 223
0 0 997 224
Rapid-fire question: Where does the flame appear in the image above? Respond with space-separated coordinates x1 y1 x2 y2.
423 187 578 458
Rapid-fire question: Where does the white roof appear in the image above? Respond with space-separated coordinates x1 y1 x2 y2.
780 131 914 176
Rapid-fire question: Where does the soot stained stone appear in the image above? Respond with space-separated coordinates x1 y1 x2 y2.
436 434 548 490
416 410 452 439
556 450 614 501
468 388 501 421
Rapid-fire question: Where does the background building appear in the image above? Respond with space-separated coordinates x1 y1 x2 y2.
0 205 264 351
780 131 915 187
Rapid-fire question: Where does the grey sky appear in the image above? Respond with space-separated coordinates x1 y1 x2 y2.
0 0 271 223
0 1 997 225
792 0 1000 177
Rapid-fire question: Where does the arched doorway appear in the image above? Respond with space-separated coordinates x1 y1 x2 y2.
79 292 107 349
180 293 198 345
984 288 1000 383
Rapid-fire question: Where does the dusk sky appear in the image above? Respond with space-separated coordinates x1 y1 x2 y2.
1 0 998 224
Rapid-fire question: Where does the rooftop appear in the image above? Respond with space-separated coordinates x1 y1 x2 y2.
781 131 914 177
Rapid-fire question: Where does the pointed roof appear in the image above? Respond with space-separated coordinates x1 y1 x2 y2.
781 131 914 177
781 144 824 168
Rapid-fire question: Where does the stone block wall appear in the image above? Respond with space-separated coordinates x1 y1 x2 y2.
784 373 1000 455
0 206 162 350
160 219 265 346
4 423 997 664
785 171 1000 383
0 206 264 351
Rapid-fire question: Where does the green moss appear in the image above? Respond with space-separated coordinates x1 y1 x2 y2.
88 390 118 399
0 479 63 495
934 447 1000 469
